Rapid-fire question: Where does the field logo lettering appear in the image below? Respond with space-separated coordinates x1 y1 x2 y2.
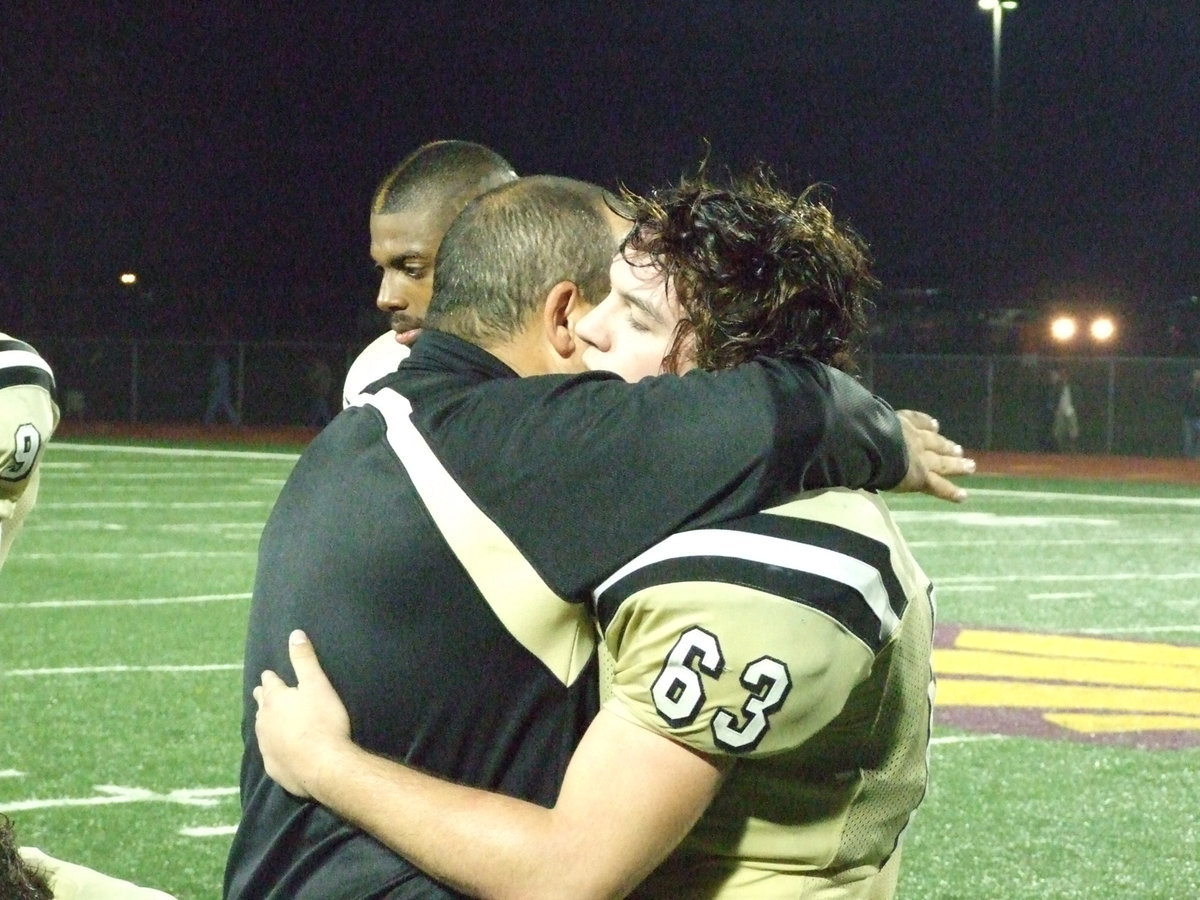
934 625 1200 749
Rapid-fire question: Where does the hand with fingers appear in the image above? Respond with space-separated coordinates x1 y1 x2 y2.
254 630 352 799
891 409 976 503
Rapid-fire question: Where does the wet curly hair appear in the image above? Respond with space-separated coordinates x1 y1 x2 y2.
618 167 876 375
0 815 53 900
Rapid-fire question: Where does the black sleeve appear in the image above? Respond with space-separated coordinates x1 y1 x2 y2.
439 356 905 597
794 364 908 493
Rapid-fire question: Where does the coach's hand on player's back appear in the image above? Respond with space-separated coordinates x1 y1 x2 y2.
892 409 975 503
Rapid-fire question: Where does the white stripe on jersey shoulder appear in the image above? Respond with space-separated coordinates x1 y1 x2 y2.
766 487 930 600
352 387 595 686
594 527 901 644
0 349 54 378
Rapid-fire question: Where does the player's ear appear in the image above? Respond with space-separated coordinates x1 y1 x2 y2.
542 281 584 359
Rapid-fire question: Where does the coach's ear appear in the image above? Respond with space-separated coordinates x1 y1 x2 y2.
541 281 587 365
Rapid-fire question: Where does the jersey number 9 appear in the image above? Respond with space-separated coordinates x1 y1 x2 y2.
2 423 43 482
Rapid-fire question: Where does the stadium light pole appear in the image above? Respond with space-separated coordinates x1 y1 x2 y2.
979 0 1018 130
978 0 1017 307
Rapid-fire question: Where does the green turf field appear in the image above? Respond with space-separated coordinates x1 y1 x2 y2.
2 441 1197 899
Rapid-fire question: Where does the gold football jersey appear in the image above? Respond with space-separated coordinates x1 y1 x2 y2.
1 334 60 567
596 489 934 899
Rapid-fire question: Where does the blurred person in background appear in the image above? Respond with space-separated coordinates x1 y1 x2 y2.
203 346 240 426
1182 369 1200 459
1043 367 1079 453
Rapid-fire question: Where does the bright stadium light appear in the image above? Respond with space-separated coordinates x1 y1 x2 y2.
1090 316 1116 343
1050 316 1077 343
120 272 138 285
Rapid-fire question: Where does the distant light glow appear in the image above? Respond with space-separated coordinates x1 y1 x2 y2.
978 0 1018 8
1050 316 1077 342
1090 316 1116 342
120 273 138 285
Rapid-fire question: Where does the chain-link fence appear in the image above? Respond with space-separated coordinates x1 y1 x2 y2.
868 354 1200 457
36 338 358 429
32 338 1200 458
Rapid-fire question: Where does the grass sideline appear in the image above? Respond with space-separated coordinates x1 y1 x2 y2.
1 438 1197 898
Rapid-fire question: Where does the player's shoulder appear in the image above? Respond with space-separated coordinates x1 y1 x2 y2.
596 491 914 654
601 578 874 756
762 486 895 539
0 334 59 458
0 334 56 393
342 331 410 406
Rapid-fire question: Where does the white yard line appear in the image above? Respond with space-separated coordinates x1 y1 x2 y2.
45 471 238 479
909 536 1196 548
967 487 1200 507
51 442 299 461
51 441 300 460
5 663 241 676
2 593 250 610
1075 624 1200 635
938 571 1200 584
0 785 238 814
15 551 256 560
37 500 271 509
179 825 239 838
1027 591 1097 600
929 734 1007 745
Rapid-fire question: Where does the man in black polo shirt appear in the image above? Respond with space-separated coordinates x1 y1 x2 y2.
224 175 957 899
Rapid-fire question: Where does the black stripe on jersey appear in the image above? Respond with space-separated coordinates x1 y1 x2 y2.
595 554 892 654
0 338 36 356
0 340 56 397
0 365 55 394
727 513 910 624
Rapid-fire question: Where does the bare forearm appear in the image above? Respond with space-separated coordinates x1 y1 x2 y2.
305 742 622 900
298 710 721 900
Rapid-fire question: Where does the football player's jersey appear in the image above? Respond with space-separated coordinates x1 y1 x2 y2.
0 334 60 568
19 847 177 900
342 330 410 407
595 488 934 900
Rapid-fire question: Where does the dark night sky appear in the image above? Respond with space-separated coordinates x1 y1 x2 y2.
2 1 1197 341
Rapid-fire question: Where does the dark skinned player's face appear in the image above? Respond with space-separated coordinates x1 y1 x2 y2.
369 206 447 333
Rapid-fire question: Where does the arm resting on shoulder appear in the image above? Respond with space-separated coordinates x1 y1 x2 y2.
790 367 974 502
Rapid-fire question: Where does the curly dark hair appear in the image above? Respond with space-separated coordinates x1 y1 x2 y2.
0 815 53 900
618 167 876 374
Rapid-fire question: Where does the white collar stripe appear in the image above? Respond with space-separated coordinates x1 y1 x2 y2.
0 350 53 377
596 528 900 642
